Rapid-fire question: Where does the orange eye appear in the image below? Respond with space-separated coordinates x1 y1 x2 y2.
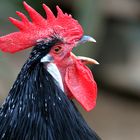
53 46 62 54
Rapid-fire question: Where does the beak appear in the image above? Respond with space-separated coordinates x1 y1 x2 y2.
75 35 99 65
40 54 54 63
78 35 96 44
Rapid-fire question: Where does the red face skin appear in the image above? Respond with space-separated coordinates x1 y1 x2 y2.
49 43 76 96
48 41 97 112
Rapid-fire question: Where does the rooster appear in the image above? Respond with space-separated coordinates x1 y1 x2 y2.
0 2 100 140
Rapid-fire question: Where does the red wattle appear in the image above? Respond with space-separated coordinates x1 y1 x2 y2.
65 60 97 111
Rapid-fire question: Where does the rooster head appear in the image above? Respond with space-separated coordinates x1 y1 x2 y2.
0 1 98 111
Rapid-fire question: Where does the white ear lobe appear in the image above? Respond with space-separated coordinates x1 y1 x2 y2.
41 54 54 63
44 63 64 92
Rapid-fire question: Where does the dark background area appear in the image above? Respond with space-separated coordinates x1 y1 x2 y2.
0 0 140 139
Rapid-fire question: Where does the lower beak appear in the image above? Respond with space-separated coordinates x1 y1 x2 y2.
71 52 99 65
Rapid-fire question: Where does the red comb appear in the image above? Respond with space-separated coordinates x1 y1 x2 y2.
0 1 83 53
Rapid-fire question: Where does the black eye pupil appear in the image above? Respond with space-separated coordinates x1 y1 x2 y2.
54 46 62 53
55 48 60 52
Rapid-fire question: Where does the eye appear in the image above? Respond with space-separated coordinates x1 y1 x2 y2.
53 45 63 54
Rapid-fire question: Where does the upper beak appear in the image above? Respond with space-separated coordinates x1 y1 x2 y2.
78 35 96 44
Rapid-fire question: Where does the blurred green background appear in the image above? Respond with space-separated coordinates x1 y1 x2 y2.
0 0 140 140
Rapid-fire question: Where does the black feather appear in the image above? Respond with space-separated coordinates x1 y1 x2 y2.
0 37 101 140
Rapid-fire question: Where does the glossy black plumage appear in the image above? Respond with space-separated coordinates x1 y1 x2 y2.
0 38 101 140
